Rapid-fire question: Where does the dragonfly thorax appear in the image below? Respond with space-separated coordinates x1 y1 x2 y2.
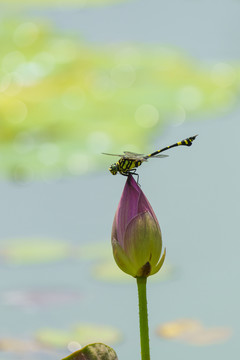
109 163 118 175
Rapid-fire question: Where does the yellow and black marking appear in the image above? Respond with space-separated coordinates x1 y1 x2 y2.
103 135 197 179
145 135 197 158
118 158 142 173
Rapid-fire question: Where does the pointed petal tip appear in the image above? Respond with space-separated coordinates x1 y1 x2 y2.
150 247 166 276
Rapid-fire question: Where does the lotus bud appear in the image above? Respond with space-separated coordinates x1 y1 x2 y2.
111 175 166 278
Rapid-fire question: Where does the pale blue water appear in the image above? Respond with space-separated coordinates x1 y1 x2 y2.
1 1 240 359
1 111 240 359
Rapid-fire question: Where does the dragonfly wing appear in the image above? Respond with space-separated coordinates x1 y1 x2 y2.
123 151 147 161
102 152 124 157
150 154 169 158
123 151 144 156
102 151 168 159
123 151 144 157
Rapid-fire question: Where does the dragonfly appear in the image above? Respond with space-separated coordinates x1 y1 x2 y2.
103 135 197 181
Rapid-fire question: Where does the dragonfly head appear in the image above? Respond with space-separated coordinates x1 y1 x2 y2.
109 163 118 175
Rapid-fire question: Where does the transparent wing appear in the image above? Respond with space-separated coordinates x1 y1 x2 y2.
123 151 147 161
123 152 169 161
123 151 145 156
148 154 169 158
102 152 124 157
102 151 169 160
102 151 147 161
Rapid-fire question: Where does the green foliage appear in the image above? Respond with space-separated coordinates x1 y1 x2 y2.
36 324 121 348
62 343 118 360
0 0 126 5
0 20 238 179
1 238 70 264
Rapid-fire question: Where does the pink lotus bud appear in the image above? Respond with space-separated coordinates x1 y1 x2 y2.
111 175 166 277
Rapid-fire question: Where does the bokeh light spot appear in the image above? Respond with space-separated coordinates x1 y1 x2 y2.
111 64 136 88
0 73 22 95
67 341 82 353
0 20 239 180
38 143 60 166
210 88 236 111
135 104 159 128
211 62 236 87
13 22 39 47
177 85 203 111
7 100 28 123
115 46 141 66
50 39 78 63
14 131 35 154
33 52 55 76
67 153 90 175
91 72 115 100
87 131 111 153
62 86 85 110
171 105 186 127
1 51 25 73
17 62 45 85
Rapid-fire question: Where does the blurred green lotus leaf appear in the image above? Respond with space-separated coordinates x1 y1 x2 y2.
0 20 239 179
92 258 173 283
79 241 173 283
73 324 121 345
156 318 232 346
36 323 121 349
0 337 40 353
0 0 126 5
1 238 70 264
79 242 111 260
62 343 118 360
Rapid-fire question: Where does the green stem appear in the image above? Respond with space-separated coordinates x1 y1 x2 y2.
137 276 150 360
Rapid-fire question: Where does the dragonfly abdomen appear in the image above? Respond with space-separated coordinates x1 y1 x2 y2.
179 136 196 146
146 135 197 158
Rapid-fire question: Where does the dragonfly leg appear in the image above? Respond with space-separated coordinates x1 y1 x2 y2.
127 169 140 185
120 169 140 185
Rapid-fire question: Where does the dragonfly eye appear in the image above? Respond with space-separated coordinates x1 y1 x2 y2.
109 164 118 175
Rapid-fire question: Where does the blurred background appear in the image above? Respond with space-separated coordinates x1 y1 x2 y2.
0 0 239 359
